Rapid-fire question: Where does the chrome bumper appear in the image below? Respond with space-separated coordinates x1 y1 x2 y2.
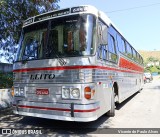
13 101 100 122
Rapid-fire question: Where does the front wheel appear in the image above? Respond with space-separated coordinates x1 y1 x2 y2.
106 87 115 117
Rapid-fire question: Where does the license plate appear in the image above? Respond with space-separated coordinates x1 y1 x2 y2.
36 89 49 95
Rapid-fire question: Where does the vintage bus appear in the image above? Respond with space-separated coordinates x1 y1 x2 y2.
13 5 144 122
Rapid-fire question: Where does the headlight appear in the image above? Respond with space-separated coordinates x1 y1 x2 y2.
14 88 19 96
20 87 25 96
62 88 70 99
14 87 25 97
62 87 81 99
70 88 80 99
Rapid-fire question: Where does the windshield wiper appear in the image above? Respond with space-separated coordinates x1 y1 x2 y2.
46 46 66 66
45 21 66 66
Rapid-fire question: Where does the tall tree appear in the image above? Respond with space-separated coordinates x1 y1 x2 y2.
0 0 60 63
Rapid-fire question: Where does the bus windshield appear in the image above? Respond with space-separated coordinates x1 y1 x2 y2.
16 14 96 61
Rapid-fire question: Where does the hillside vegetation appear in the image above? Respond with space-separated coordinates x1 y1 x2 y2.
138 50 160 61
138 50 160 73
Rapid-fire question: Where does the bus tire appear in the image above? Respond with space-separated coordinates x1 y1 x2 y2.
106 87 115 117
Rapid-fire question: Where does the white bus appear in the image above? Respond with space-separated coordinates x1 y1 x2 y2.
13 5 144 122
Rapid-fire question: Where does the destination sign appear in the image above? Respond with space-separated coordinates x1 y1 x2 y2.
23 6 91 26
71 6 88 13
34 8 70 22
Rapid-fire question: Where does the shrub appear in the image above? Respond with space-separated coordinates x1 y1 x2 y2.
0 72 13 89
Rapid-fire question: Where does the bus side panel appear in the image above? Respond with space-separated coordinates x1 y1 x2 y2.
95 79 112 118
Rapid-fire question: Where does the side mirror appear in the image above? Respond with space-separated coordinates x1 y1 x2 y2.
98 24 108 45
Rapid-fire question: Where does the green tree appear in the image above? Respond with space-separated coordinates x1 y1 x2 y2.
147 56 155 62
0 0 60 63
0 72 13 88
145 56 159 66
150 66 160 73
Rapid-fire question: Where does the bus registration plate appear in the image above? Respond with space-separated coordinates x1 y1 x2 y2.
36 89 49 95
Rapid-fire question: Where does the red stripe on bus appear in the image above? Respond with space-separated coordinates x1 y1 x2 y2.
13 65 98 72
74 107 100 112
13 65 143 73
17 105 100 113
119 57 144 72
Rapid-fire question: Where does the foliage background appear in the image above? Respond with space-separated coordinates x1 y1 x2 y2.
139 50 160 74
0 0 60 63
0 72 13 88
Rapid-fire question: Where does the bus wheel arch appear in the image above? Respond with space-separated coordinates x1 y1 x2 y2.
113 82 119 103
106 82 119 117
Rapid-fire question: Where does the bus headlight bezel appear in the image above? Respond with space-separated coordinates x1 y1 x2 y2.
62 87 81 99
14 88 19 96
70 88 80 99
14 87 25 97
62 88 70 99
19 87 25 96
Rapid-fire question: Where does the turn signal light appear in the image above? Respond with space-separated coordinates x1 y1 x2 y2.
11 86 14 97
84 87 91 99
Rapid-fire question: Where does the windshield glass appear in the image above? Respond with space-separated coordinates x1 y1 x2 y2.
16 14 96 61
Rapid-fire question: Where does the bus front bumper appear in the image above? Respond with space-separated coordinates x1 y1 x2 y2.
13 101 100 122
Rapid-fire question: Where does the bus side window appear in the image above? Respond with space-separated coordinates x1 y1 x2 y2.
132 49 137 61
117 34 126 54
103 45 108 60
108 34 118 63
98 46 102 59
138 54 141 64
97 20 108 61
126 42 133 59
117 34 121 52
98 45 107 60
141 56 144 65
135 51 138 63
